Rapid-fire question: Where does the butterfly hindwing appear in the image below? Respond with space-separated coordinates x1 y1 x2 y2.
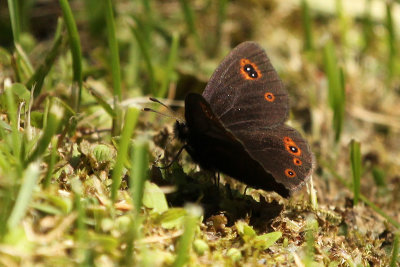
233 125 314 191
202 42 289 131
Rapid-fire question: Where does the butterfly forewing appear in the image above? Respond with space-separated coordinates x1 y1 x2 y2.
202 42 289 131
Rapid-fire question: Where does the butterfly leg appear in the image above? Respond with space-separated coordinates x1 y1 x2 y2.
213 172 221 188
159 145 187 169
243 185 249 195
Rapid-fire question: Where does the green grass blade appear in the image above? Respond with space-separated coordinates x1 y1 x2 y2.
111 108 140 202
26 18 63 96
362 0 373 52
141 0 152 18
301 0 314 52
15 44 34 77
7 0 21 44
42 137 58 188
359 195 400 229
104 0 123 136
42 97 50 130
304 215 318 266
335 0 348 47
125 39 140 89
86 84 116 117
323 41 345 142
7 161 40 228
5 87 21 163
139 0 153 43
386 2 396 79
131 138 149 214
59 0 83 111
309 176 318 210
172 204 202 267
25 101 64 165
70 176 89 263
71 178 84 235
324 41 339 110
178 0 201 50
131 26 155 95
105 0 122 100
123 136 149 265
371 167 386 187
158 32 180 98
390 233 399 267
350 139 361 205
211 0 227 55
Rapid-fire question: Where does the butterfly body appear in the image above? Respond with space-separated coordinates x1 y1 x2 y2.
174 94 290 197
175 42 314 198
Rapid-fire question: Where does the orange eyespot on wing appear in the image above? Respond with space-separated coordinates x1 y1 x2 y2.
285 169 296 178
284 137 292 143
283 136 302 156
264 92 275 102
293 157 302 166
240 58 262 80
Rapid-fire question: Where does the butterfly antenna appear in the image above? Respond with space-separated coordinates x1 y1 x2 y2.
143 107 178 120
149 97 174 111
146 97 184 122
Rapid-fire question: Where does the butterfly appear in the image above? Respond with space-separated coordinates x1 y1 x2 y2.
174 42 314 198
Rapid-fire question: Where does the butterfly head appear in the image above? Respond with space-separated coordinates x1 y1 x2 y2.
174 121 189 142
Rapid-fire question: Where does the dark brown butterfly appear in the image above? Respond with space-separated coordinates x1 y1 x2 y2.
174 42 314 198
